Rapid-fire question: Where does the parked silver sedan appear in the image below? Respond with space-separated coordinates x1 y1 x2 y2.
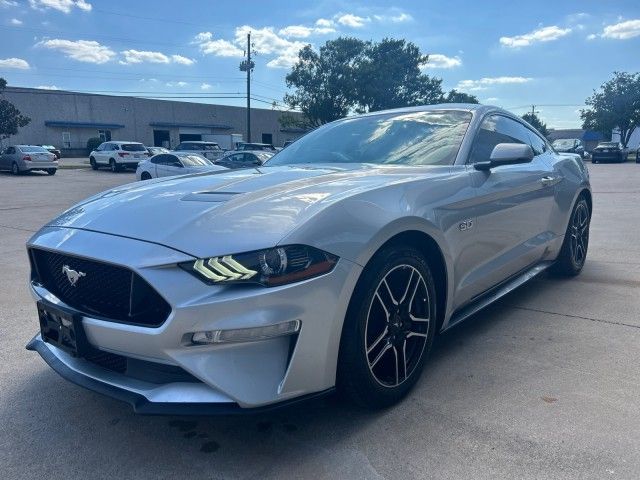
136 152 228 180
26 104 591 413
0 145 58 175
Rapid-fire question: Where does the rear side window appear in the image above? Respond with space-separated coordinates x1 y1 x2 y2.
468 115 532 163
21 146 49 153
202 143 221 151
122 143 146 152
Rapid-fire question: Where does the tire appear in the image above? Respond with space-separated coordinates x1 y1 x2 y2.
141 172 152 180
550 195 590 277
109 159 119 173
11 162 20 175
90 157 97 170
46 168 56 175
337 245 437 409
592 158 598 164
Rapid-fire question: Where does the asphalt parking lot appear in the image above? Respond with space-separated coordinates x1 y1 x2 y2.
1 164 639 480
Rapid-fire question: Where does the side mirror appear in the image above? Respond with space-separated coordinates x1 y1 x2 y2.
474 143 534 171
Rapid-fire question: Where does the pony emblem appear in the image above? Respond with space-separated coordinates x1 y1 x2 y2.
62 265 86 287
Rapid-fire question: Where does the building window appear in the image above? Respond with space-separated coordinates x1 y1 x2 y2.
99 129 112 142
62 132 71 148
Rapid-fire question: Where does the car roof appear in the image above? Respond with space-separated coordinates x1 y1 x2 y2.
107 141 144 144
179 141 218 144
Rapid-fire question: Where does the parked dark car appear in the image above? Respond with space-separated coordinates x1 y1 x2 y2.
591 142 627 164
552 138 585 158
40 145 62 159
236 142 277 152
636 148 639 163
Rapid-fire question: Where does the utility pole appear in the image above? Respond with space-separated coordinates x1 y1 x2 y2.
239 33 255 143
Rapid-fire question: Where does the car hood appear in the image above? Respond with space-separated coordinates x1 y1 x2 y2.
42 164 444 258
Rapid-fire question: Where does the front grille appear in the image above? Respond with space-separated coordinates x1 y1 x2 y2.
30 248 171 327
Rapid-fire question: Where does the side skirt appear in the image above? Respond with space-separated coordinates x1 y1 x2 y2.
444 261 553 332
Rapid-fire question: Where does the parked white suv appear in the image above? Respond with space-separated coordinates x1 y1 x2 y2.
89 141 149 172
173 141 224 161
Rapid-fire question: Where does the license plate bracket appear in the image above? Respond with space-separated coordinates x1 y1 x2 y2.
38 301 91 357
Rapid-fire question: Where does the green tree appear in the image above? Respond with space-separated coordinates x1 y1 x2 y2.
284 38 367 127
355 38 443 112
442 89 479 104
581 72 640 147
522 112 549 137
283 37 451 126
0 78 31 146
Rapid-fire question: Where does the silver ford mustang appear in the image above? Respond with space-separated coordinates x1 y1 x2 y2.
26 104 591 413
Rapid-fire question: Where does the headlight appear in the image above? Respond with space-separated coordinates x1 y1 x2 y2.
180 245 338 287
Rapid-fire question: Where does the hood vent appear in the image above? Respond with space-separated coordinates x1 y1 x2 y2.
181 191 242 203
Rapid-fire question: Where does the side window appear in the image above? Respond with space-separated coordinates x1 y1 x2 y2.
112 144 120 151
527 130 547 156
176 143 185 150
232 153 246 162
168 155 182 166
468 115 531 164
151 154 166 165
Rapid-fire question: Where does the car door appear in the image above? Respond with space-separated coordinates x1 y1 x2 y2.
155 154 185 177
458 114 556 304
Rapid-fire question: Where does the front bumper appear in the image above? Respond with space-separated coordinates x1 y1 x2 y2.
26 227 361 412
26 335 333 414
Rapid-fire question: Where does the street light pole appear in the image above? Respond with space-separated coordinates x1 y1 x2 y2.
239 32 254 143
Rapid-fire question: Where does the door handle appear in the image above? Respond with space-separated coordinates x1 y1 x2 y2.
540 176 556 186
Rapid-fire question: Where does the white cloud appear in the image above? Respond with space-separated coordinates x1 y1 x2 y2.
171 54 195 65
193 32 244 57
315 18 334 28
500 25 572 48
165 81 188 88
279 25 314 38
456 76 532 91
279 24 335 38
390 13 413 23
1 0 19 6
587 33 597 40
235 25 307 69
10 17 22 25
336 13 370 28
200 83 212 90
601 19 640 39
485 97 499 102
118 50 195 65
373 12 413 24
29 0 91 13
37 84 58 89
120 49 169 64
37 39 115 63
0 57 30 69
423 53 462 69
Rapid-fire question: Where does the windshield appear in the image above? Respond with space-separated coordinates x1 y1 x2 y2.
20 146 49 153
598 142 619 148
179 154 213 166
552 139 575 148
267 110 471 167
41 145 55 149
121 143 147 152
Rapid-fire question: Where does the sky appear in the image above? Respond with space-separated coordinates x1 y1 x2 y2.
0 0 639 128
